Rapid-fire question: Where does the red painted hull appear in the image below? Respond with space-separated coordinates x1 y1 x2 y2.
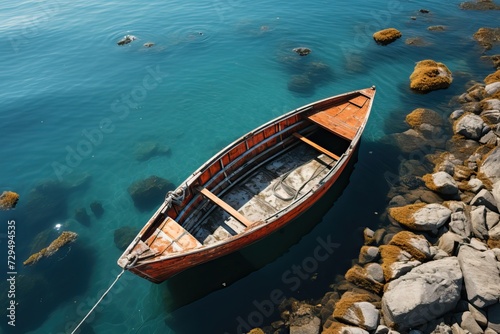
118 87 376 283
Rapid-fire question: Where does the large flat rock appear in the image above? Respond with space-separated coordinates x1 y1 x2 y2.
458 245 500 308
382 257 463 330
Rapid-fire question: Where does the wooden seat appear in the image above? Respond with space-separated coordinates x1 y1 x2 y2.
293 132 340 160
198 187 254 227
145 217 201 254
307 97 368 140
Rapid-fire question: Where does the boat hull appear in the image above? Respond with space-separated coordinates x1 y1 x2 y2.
118 87 376 283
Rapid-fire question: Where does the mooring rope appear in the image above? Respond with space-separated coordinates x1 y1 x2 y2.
70 269 125 334
70 256 137 334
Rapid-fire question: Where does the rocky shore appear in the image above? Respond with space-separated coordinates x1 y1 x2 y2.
250 26 500 334
250 71 500 334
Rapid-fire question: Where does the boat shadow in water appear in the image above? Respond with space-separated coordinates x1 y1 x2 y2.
149 146 360 314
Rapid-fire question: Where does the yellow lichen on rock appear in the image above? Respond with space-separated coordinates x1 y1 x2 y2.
379 245 405 281
409 59 453 92
322 322 351 334
422 173 439 192
405 108 443 129
0 191 19 210
248 329 265 334
473 27 500 50
345 265 384 294
373 28 402 45
333 293 367 326
389 231 430 262
23 231 78 266
388 203 426 226
484 69 500 84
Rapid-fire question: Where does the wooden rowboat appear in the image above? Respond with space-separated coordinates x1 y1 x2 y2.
118 87 376 283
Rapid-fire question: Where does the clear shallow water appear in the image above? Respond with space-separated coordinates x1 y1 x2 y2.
0 0 498 333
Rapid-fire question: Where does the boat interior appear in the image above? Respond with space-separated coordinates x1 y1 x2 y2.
129 91 371 260
186 126 350 245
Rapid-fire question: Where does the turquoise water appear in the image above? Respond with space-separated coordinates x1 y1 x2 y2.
0 0 498 333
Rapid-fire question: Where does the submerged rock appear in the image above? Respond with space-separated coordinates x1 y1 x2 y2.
114 226 140 251
22 175 91 232
0 191 19 210
75 207 91 226
405 108 444 129
128 175 175 211
23 231 78 265
288 303 321 333
405 37 432 47
288 74 313 94
90 201 104 218
481 54 500 69
382 257 463 330
428 25 446 31
473 28 500 50
409 60 453 92
460 0 500 10
373 28 402 45
134 141 171 161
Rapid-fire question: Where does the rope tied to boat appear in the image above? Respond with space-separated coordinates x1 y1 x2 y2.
165 185 187 206
69 255 137 334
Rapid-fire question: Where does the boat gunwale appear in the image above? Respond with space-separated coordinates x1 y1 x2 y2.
118 87 376 274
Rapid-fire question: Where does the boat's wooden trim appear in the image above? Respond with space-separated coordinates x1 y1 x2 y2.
198 187 254 227
292 132 340 160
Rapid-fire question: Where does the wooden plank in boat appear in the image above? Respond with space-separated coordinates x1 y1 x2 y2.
349 95 368 108
292 133 340 160
307 102 359 140
199 187 254 227
145 217 201 254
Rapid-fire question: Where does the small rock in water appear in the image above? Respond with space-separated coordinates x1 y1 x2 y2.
409 59 453 92
23 231 78 265
143 42 155 48
75 207 91 226
90 201 104 218
419 9 430 13
293 47 311 56
117 35 137 46
114 226 140 251
0 190 19 210
373 28 402 45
